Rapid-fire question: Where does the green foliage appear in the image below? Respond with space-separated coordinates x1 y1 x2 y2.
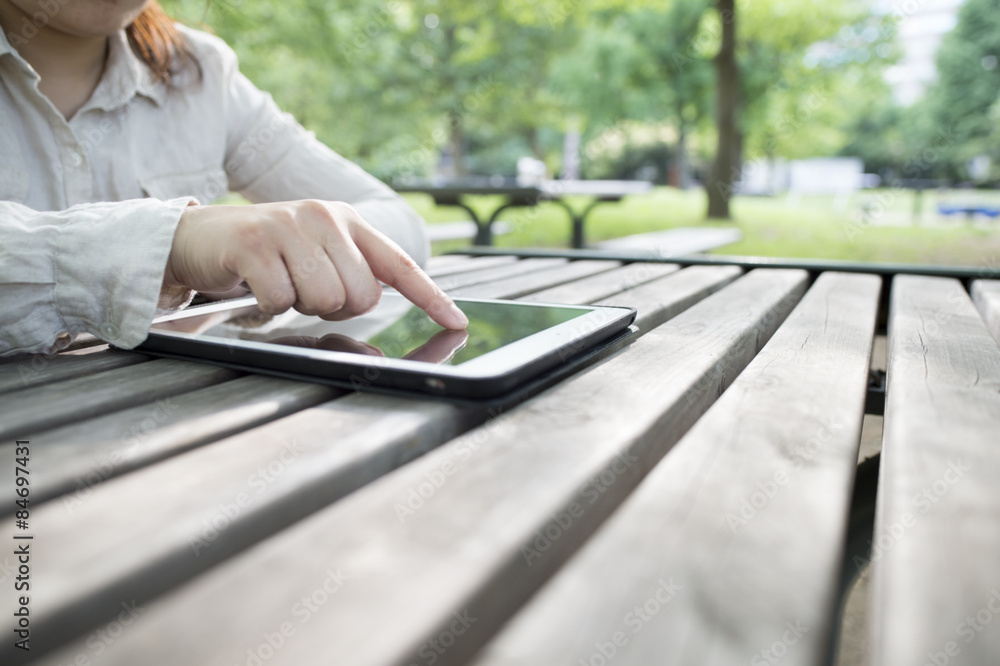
916 0 1000 181
160 0 900 185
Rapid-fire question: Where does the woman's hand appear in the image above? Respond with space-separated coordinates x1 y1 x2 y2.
163 200 468 329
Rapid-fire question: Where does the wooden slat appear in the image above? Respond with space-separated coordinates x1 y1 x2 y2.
0 349 148 394
471 272 881 666
0 360 239 439
599 264 743 333
450 260 622 299
972 279 1000 344
61 332 106 352
0 376 339 509
53 341 111 356
520 261 679 304
435 257 567 292
28 269 810 666
868 276 1000 665
425 253 472 268
424 255 518 277
17 265 747 662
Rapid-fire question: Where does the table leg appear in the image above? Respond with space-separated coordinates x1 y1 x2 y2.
551 199 610 249
485 201 533 246
436 200 489 245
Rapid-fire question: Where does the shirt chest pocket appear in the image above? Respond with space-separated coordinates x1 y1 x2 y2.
0 165 29 204
139 166 229 204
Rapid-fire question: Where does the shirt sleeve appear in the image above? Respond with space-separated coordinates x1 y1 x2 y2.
219 60 430 267
0 197 194 356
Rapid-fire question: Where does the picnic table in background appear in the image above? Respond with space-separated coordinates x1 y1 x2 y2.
2 251 1000 666
393 177 653 247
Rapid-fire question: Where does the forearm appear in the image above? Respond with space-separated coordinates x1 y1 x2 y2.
0 198 193 356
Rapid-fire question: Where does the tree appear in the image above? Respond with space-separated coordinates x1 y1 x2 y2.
628 1 714 187
705 0 738 219
918 0 1000 181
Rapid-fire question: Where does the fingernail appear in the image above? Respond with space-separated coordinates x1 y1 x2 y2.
448 302 469 328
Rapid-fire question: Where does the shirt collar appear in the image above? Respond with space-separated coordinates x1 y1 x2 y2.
0 23 16 56
0 28 166 109
85 30 167 111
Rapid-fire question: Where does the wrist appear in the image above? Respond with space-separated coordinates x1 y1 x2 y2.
163 204 199 289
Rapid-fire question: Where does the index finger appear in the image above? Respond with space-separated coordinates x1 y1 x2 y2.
353 224 469 330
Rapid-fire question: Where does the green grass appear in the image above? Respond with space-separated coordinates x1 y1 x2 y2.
404 187 1000 269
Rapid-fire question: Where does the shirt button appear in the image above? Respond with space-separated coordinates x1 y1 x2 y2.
99 322 121 340
66 151 83 168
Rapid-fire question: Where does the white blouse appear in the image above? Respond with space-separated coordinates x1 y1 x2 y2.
0 25 429 356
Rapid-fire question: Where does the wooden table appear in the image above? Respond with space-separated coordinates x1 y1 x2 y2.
3 252 1000 666
394 180 653 248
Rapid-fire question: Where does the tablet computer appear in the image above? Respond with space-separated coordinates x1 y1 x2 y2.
138 291 636 399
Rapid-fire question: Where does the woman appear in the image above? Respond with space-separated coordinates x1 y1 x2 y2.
0 0 467 356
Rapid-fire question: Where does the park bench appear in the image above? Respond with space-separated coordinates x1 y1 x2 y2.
596 226 742 255
2 251 999 665
426 220 513 243
395 179 653 247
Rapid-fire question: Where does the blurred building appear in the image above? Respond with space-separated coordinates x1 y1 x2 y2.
882 0 965 106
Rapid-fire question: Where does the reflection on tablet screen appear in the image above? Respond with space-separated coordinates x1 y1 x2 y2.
153 292 589 365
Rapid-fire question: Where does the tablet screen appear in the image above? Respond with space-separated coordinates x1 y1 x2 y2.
151 292 590 365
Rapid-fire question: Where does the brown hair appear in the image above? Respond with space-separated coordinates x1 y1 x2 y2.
126 1 189 82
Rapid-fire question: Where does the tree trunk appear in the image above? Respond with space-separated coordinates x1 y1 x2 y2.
449 108 466 177
675 98 690 189
526 127 546 162
705 0 738 219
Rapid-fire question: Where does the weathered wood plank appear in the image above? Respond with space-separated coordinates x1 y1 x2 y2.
16 264 746 662
450 260 622 299
54 341 111 356
519 261 679 305
28 269 809 666
435 257 567 293
0 349 149 395
425 253 472 268
60 333 107 352
471 272 881 666
971 279 1000 345
0 360 239 440
0 376 339 509
868 276 1000 665
599 264 744 333
424 255 518 277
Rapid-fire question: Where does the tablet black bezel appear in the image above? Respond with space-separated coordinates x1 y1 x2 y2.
138 297 637 399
